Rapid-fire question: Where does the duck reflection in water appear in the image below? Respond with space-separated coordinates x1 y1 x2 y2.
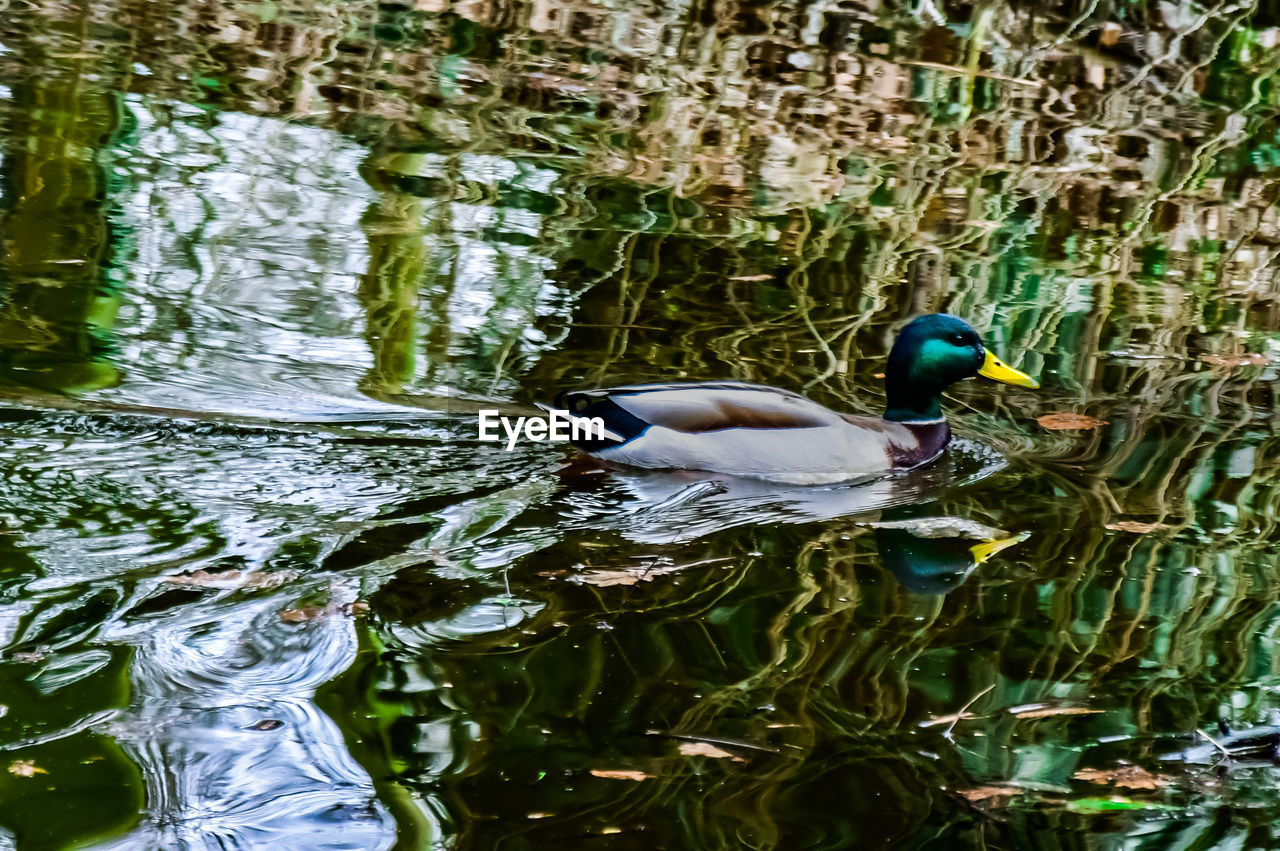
557 461 1027 593
874 509 1028 594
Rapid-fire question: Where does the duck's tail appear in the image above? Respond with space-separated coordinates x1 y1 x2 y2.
535 400 630 451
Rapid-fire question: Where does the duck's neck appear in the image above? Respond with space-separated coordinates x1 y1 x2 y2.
883 379 945 422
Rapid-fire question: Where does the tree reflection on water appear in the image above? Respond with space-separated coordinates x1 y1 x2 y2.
3 1 1280 848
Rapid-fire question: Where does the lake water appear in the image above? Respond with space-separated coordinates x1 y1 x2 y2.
3 1 1280 848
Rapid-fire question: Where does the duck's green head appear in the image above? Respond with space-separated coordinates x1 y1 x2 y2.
883 313 1038 422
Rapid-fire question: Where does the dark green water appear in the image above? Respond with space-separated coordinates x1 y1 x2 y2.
4 0 1280 848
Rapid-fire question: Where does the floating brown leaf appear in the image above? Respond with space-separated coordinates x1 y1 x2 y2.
166 569 294 590
573 562 685 587
728 274 773 281
280 606 327 623
10 650 46 664
576 570 644 587
1105 520 1174 534
1074 765 1169 791
590 769 652 781
7 760 46 778
280 601 365 623
954 785 1019 804
1037 413 1108 431
1200 353 1267 367
248 719 284 732
679 742 743 761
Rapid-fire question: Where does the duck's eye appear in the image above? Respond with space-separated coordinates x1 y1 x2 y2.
949 333 968 345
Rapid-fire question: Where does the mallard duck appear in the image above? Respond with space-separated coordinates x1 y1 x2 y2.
552 313 1038 485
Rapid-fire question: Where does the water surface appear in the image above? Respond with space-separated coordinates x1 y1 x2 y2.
3 1 1280 848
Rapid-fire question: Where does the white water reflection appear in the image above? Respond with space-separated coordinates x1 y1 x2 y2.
106 99 574 417
98 594 396 850
0 409 512 848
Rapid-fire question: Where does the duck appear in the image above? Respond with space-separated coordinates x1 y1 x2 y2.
550 313 1038 485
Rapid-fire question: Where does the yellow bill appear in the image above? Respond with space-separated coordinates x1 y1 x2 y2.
969 531 1030 565
978 349 1039 388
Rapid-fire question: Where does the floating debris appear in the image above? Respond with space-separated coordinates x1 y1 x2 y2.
1164 725 1280 764
953 785 1020 807
1037 413 1108 431
165 569 296 590
1008 704 1103 720
678 742 742 761
1064 797 1179 813
247 719 285 732
1105 520 1176 533
1199 353 1267 367
1073 765 1170 791
589 769 652 781
7 760 47 778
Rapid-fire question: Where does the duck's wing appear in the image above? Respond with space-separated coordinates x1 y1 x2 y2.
556 382 846 446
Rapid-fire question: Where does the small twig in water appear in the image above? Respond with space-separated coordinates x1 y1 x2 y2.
646 729 787 755
945 685 995 741
1197 728 1233 763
